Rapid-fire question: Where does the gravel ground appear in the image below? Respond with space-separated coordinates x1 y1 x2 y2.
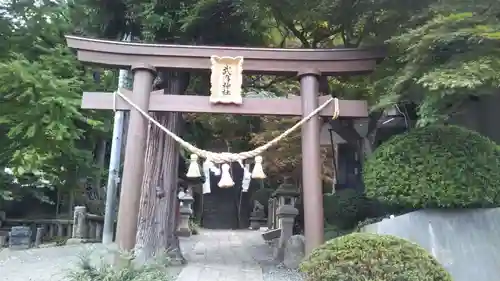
0 243 114 281
0 243 181 281
249 241 305 281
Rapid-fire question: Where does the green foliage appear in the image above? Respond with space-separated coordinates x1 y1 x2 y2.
355 216 391 232
74 0 267 46
374 1 500 125
0 1 115 202
68 255 172 281
189 219 200 235
300 232 452 281
323 223 353 240
250 0 432 48
323 189 374 229
363 125 500 208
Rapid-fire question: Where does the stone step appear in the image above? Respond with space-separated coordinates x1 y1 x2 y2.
262 228 280 241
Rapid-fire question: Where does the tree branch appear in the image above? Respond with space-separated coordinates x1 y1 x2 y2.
270 6 311 47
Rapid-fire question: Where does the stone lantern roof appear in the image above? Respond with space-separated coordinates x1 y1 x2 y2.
272 182 300 198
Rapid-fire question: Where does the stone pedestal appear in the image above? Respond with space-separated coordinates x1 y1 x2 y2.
9 226 32 250
250 200 266 230
284 235 306 269
178 193 194 237
274 205 299 262
250 217 262 230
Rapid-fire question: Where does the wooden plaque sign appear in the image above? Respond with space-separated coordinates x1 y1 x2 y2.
210 55 244 105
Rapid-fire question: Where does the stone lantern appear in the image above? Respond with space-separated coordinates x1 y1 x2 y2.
272 182 300 228
272 181 300 262
177 176 204 237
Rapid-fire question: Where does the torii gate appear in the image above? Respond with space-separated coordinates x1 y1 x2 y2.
66 36 385 254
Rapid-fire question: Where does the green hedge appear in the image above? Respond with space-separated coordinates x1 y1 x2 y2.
323 189 374 229
300 232 452 281
363 125 500 208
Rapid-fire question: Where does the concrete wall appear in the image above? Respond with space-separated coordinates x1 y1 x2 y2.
362 208 500 281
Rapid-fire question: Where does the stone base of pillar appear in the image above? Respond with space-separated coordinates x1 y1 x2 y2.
176 228 191 237
274 205 299 262
249 217 262 230
177 207 192 237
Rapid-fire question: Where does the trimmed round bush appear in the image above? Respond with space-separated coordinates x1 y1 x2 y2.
300 232 452 281
363 125 500 208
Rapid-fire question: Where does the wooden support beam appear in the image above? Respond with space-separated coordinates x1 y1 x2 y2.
82 89 368 118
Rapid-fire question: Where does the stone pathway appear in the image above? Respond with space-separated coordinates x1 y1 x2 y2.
176 230 265 281
0 229 303 281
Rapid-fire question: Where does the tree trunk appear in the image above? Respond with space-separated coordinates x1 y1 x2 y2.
134 72 189 264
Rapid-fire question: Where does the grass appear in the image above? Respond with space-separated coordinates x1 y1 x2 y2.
189 220 200 235
67 253 173 281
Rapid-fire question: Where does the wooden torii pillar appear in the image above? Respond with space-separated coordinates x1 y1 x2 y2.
66 36 385 254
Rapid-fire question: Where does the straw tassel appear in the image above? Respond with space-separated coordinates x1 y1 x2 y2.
218 163 234 188
251 156 266 179
186 154 201 178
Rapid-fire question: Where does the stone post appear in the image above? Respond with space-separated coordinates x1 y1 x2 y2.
57 223 64 237
267 198 274 230
67 206 87 244
34 227 44 247
89 221 96 239
96 222 103 240
48 224 55 238
0 211 5 228
274 205 299 262
177 190 194 237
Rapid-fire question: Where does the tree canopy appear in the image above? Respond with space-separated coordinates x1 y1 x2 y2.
0 1 114 203
374 0 500 126
0 0 499 215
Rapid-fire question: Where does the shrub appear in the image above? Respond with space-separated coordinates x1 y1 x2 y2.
300 232 452 281
323 189 370 229
323 188 394 230
67 254 172 281
363 125 500 208
323 223 353 240
189 219 200 235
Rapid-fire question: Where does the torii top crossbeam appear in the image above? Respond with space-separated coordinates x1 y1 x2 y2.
66 36 384 75
65 35 385 255
66 36 385 118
